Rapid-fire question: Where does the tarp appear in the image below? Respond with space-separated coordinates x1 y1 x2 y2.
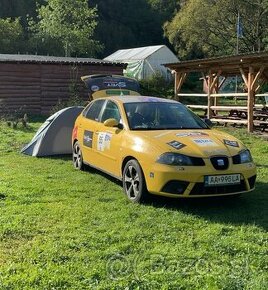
104 45 179 80
21 106 83 157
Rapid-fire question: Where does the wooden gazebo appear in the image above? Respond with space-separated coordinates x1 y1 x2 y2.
165 52 268 132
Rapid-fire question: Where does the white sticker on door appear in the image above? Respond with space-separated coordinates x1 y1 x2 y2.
97 132 112 151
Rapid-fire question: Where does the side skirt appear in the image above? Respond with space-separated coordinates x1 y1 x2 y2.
83 161 122 181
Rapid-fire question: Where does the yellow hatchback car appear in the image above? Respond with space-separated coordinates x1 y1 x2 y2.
72 96 256 202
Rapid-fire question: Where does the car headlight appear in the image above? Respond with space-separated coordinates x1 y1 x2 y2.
233 149 253 164
157 153 193 166
240 149 253 163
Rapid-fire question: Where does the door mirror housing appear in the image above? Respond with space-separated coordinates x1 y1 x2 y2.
204 118 214 128
104 118 120 128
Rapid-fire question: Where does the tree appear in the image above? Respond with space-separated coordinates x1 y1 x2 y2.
29 0 102 57
164 0 268 59
147 0 179 22
0 18 25 53
90 0 177 57
0 0 39 28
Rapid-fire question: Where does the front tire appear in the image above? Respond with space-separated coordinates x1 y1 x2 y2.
123 159 148 203
73 141 84 170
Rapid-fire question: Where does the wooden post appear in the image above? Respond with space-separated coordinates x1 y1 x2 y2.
174 71 179 101
212 71 222 107
207 70 212 119
247 67 254 133
174 72 187 101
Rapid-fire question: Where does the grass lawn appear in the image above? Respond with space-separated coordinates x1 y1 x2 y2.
0 120 267 289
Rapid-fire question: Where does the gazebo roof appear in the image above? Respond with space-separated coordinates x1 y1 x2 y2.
165 51 268 76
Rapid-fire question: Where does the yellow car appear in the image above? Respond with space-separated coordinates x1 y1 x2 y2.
72 96 256 202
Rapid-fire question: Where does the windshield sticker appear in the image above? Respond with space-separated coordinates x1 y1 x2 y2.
83 130 93 148
223 139 239 147
97 132 112 151
176 132 208 137
140 97 166 102
167 140 186 150
193 139 218 146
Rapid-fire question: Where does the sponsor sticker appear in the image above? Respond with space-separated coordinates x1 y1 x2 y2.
193 139 217 146
223 139 239 147
83 130 93 148
167 140 186 150
104 81 126 88
91 85 100 92
176 132 208 137
97 132 112 151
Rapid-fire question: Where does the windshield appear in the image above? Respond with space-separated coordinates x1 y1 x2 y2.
124 102 209 130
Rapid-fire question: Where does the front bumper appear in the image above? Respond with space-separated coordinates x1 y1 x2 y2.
143 161 256 198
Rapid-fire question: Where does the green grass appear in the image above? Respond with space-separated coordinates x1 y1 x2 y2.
0 120 267 289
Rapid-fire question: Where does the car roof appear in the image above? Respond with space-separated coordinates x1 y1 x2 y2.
100 95 179 104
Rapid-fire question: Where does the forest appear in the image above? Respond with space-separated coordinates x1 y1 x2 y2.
0 0 268 60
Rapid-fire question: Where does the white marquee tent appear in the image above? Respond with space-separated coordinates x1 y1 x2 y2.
104 45 179 80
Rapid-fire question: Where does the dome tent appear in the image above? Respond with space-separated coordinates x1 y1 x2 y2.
104 45 179 80
21 106 83 157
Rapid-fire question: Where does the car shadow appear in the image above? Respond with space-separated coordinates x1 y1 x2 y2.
39 156 268 231
87 165 268 231
146 181 268 231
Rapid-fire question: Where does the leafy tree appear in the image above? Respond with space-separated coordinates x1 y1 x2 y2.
147 0 179 22
0 18 25 53
29 0 102 56
164 0 268 59
0 0 38 28
90 0 177 57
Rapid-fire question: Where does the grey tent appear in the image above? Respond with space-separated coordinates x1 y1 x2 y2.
21 106 83 157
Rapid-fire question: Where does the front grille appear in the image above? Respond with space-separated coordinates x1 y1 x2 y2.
248 175 256 189
161 180 189 195
190 181 247 195
210 156 229 170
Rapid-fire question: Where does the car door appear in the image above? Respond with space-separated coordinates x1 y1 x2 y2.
94 100 124 177
79 99 105 166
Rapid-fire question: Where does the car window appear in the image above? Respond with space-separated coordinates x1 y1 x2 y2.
124 102 209 130
84 99 105 121
100 100 121 123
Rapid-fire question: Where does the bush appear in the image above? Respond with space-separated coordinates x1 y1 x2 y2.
50 80 86 115
139 73 174 98
0 105 28 128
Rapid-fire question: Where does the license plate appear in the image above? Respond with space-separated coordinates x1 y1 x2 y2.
205 174 241 187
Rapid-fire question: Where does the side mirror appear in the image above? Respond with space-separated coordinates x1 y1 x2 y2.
103 118 121 128
204 118 214 127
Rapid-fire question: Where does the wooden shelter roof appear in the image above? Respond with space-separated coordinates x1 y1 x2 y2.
0 53 127 68
164 51 268 76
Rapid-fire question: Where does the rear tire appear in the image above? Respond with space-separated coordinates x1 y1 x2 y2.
123 159 148 203
73 141 84 171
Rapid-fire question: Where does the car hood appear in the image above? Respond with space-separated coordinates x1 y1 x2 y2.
134 129 245 158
